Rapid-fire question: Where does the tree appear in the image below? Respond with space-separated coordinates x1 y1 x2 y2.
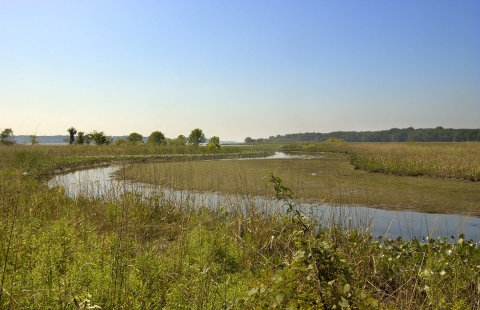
67 127 77 144
168 134 187 146
188 128 206 147
114 138 128 145
244 137 254 143
207 136 220 149
84 133 93 145
128 132 144 144
76 132 85 145
29 135 39 145
1 128 15 145
89 131 110 145
176 135 187 146
147 131 165 145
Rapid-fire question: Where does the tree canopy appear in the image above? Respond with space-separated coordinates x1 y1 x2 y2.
89 131 110 145
147 131 166 145
207 136 220 149
245 127 480 143
188 128 206 147
0 128 15 145
114 138 128 146
128 132 144 144
168 134 187 146
67 127 77 144
29 135 39 145
76 132 86 145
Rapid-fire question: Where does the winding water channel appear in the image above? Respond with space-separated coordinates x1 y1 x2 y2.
48 152 480 242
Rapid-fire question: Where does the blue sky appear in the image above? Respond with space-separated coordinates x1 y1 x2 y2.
1 0 479 141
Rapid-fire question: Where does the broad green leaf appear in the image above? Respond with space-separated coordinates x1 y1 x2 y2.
247 288 258 296
339 297 350 308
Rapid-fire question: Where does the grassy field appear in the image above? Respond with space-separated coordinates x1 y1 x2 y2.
119 152 480 216
282 141 480 181
1 143 480 309
0 144 275 179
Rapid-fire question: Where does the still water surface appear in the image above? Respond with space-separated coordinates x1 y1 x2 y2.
48 153 480 242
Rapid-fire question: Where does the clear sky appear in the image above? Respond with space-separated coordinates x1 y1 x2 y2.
1 1 479 142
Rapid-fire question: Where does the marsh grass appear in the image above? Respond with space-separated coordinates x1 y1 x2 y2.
0 144 275 182
1 144 480 308
117 153 480 216
283 141 480 181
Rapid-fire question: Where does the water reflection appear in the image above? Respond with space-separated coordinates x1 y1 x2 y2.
219 151 324 161
48 163 480 242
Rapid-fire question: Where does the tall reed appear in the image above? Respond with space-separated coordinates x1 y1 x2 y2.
283 142 480 181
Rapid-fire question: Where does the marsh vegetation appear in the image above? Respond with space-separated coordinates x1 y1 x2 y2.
283 142 480 181
117 151 480 217
0 142 479 309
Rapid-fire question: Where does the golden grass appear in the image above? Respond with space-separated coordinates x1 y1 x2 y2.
0 143 259 158
283 142 480 181
0 144 274 180
117 153 480 216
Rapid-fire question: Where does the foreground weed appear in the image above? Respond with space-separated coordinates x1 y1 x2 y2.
232 173 383 309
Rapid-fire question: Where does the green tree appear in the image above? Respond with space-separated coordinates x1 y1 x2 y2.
244 137 254 143
466 130 479 141
128 132 144 144
207 136 220 149
114 138 127 146
76 132 85 145
67 127 77 144
89 131 110 145
176 134 187 146
168 134 187 146
84 133 93 145
147 131 166 145
0 128 15 145
188 128 206 147
29 135 39 145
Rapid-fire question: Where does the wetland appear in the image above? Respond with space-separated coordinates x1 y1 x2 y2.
49 152 480 241
2 142 480 308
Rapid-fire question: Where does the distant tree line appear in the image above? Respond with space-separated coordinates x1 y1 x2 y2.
245 127 480 143
64 127 219 148
2 127 221 147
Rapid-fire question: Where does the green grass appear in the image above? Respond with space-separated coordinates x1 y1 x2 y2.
0 144 275 179
1 143 480 309
118 152 480 216
282 141 480 181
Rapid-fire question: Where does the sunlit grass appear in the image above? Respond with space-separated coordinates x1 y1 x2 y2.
118 153 480 216
0 144 275 179
283 141 480 181
1 143 480 308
